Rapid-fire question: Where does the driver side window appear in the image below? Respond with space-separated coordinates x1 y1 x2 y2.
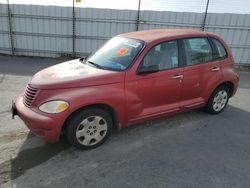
140 40 179 72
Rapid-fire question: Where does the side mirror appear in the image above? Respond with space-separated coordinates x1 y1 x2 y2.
137 65 159 75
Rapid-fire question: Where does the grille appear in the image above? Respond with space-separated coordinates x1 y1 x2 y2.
23 85 38 107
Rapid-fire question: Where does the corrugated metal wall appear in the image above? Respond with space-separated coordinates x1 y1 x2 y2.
0 4 11 55
0 4 249 65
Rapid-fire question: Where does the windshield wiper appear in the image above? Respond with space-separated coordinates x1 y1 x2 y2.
79 57 87 62
80 58 104 69
86 61 104 69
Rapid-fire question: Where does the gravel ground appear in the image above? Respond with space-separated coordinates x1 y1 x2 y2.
0 55 250 188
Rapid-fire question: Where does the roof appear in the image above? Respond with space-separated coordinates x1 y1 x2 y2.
118 29 209 43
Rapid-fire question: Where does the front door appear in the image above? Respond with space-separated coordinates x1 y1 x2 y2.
125 40 183 123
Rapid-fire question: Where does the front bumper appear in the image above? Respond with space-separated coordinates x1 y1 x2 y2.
13 96 64 142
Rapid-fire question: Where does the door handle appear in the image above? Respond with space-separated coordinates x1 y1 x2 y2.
171 74 183 79
211 67 220 71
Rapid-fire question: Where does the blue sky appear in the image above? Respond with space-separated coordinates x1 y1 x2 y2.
1 0 250 14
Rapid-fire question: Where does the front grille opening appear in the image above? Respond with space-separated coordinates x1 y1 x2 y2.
23 85 38 107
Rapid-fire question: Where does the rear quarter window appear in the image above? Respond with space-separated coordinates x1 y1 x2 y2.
211 38 227 60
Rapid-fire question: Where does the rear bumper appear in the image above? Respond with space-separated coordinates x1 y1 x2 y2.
13 96 63 142
232 72 240 96
232 83 238 96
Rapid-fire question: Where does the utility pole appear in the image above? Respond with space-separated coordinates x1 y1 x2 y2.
72 0 76 57
7 0 14 55
202 0 210 31
136 0 141 31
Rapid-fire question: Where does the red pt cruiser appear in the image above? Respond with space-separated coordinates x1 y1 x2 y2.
12 29 239 149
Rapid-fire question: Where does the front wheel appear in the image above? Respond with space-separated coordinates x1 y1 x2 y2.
206 85 229 114
65 108 113 150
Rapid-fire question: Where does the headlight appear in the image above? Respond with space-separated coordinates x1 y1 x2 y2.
39 100 69 114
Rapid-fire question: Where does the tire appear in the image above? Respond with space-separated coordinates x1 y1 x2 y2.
65 108 113 150
205 85 229 114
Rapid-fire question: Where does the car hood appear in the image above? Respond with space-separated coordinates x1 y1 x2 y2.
29 59 125 89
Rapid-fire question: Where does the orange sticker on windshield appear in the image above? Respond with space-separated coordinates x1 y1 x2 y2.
116 48 128 56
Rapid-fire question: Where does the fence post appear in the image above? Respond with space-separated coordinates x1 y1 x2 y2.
201 0 210 31
7 0 14 55
136 0 141 31
72 0 76 57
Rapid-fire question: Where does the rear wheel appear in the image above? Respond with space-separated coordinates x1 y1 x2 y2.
66 108 112 150
206 85 229 114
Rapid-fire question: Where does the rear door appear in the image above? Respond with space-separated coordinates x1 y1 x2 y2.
125 40 183 123
180 37 222 109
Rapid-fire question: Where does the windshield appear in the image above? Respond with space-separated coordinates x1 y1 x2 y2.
86 37 144 71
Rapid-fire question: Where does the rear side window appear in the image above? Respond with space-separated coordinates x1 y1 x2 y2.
211 38 227 59
183 38 213 66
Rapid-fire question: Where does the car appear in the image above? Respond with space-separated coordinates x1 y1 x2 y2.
12 29 239 149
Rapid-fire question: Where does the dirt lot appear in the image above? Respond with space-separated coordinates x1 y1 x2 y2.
0 55 250 188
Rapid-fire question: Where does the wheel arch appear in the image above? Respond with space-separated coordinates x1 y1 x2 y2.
206 81 234 103
223 81 234 97
61 103 121 135
214 81 234 98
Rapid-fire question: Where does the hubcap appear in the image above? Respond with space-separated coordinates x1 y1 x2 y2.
76 116 108 146
212 90 228 112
